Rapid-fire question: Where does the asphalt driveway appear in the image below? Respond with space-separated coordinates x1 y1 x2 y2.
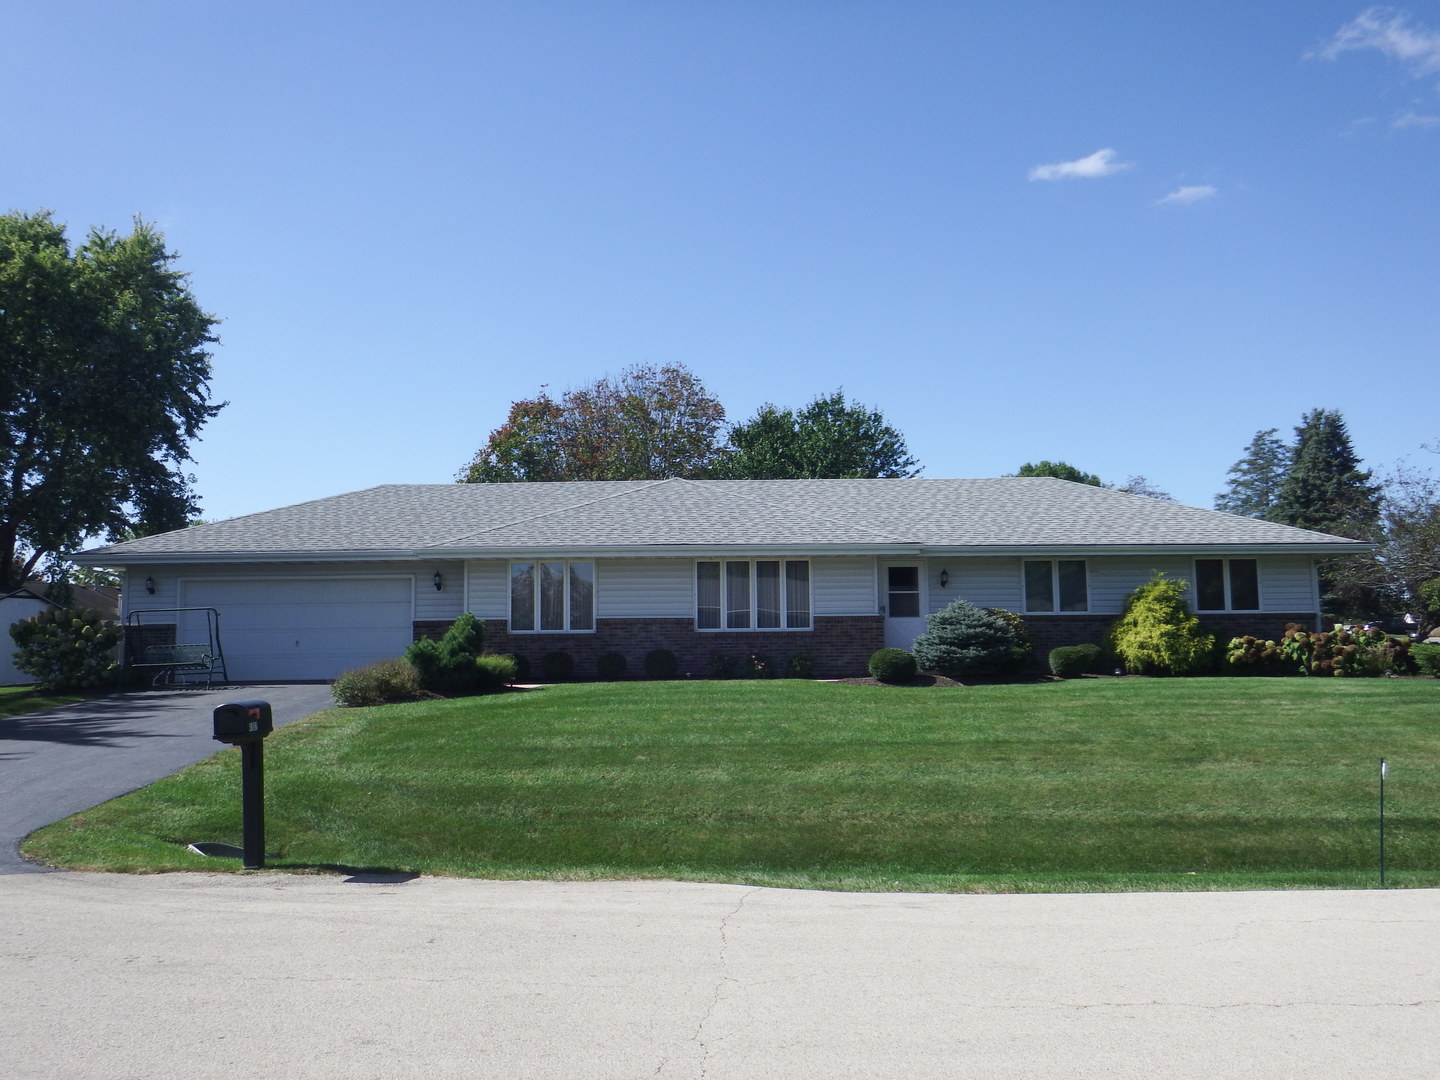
0 683 335 873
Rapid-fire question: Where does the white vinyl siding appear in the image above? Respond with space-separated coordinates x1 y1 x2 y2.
1258 557 1319 612
597 559 693 617
813 557 876 615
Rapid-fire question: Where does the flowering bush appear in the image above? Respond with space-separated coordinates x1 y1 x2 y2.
10 607 122 691
1276 624 1412 677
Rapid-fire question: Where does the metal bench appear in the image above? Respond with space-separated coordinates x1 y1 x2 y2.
130 643 221 687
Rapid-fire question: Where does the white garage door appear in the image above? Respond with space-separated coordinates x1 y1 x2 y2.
179 577 415 681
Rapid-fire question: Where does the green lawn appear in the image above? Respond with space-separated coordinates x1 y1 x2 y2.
0 685 87 720
23 678 1440 892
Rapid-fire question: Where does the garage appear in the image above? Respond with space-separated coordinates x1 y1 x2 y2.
178 576 415 681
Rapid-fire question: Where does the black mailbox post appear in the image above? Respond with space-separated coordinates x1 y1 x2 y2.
213 701 274 869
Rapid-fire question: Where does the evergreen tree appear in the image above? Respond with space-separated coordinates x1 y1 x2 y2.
1214 428 1287 518
1268 409 1380 539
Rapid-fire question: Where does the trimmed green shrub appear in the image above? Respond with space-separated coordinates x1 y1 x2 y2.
9 607 122 692
1413 642 1440 677
540 651 574 682
332 658 425 707
597 652 628 681
706 653 737 679
912 600 1030 679
784 652 814 679
1106 573 1215 676
510 653 531 682
868 647 917 684
476 653 518 688
404 613 486 695
644 649 677 680
1049 643 1101 679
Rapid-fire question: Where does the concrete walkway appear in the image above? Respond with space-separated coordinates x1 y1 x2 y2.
0 684 335 872
2 873 1437 1079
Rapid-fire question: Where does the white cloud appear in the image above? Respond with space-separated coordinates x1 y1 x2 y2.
1155 185 1218 206
1028 148 1133 182
1314 7 1440 75
1393 110 1440 127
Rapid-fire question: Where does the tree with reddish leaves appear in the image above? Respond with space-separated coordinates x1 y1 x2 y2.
459 363 726 483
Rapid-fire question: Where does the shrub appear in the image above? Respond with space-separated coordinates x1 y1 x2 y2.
475 653 518 688
868 647 917 684
1049 643 1101 679
10 606 122 692
644 648 677 680
404 613 486 695
332 658 425 707
1413 642 1440 677
988 607 1034 661
597 652 628 681
1106 573 1215 676
742 651 773 679
784 652 814 679
510 653 531 682
912 600 1030 679
540 651 574 682
1279 624 1413 677
706 652 737 679
1225 635 1286 675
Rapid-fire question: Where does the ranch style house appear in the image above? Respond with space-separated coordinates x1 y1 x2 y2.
71 477 1372 681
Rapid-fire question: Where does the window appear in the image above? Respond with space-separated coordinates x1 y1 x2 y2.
886 566 920 618
510 560 594 632
1194 559 1259 611
696 560 811 630
1024 560 1088 613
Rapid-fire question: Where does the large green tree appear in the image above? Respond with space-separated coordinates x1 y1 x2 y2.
460 363 726 482
1 211 222 591
1268 409 1381 538
1214 427 1288 518
719 390 918 479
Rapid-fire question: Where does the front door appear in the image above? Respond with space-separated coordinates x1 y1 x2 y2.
883 564 926 649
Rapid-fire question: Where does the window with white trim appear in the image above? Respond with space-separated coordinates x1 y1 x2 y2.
509 561 595 632
1194 558 1259 611
696 560 810 630
1023 560 1088 613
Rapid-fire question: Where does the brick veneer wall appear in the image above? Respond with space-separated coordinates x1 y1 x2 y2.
416 616 884 680
1021 612 1320 671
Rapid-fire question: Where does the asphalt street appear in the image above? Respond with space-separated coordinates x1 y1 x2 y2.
0 684 335 872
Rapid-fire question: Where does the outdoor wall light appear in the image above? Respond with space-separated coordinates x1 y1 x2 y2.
433 571 443 592
145 575 156 595
939 569 949 589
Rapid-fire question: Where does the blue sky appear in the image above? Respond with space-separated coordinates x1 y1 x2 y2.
4 1 1437 521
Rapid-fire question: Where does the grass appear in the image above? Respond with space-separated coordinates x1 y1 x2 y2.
0 685 87 720
22 677 1440 892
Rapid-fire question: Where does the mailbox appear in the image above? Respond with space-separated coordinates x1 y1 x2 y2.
213 700 274 744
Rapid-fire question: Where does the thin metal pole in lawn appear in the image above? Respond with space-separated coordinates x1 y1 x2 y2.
1379 758 1387 887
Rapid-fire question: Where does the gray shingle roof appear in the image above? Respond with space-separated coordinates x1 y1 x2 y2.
73 477 1370 562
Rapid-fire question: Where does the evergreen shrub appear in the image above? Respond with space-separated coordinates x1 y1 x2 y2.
1106 573 1215 676
1413 642 1440 677
644 649 677 679
868 647 917 684
475 654 518 688
540 651 574 682
784 652 814 679
912 600 1030 679
404 613 486 694
597 652 628 680
1049 643 1101 679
